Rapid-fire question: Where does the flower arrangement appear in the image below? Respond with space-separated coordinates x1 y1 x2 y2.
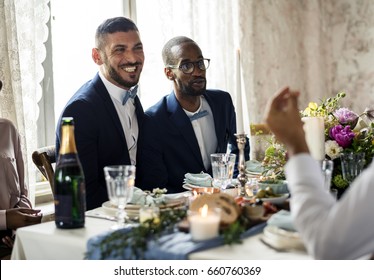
301 92 374 191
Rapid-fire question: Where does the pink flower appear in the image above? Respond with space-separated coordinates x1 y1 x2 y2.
329 124 355 148
334 108 358 126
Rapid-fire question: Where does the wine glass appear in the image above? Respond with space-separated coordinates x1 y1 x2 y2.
211 153 236 190
340 152 365 184
104 165 135 230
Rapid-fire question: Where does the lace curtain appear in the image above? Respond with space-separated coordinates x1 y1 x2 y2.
238 0 374 123
0 0 50 205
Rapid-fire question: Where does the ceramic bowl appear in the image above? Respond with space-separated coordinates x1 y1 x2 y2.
258 180 288 194
243 204 265 220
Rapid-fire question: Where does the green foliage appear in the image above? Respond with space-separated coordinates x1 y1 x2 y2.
261 137 287 180
85 208 187 260
332 173 349 189
222 220 245 245
300 91 346 118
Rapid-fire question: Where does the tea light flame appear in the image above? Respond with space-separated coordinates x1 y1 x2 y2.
200 204 208 217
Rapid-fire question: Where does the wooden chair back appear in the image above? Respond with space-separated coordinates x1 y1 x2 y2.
32 145 56 196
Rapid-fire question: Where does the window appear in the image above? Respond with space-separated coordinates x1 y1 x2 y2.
41 0 236 149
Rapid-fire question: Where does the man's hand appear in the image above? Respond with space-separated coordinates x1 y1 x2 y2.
264 86 309 157
6 208 42 230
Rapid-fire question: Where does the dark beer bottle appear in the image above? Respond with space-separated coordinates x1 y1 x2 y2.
54 117 86 228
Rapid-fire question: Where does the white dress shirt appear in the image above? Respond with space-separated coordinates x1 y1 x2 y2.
99 72 138 165
184 96 217 170
285 153 374 259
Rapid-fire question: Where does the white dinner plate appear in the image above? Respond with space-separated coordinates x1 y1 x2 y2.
182 184 220 193
101 201 140 218
102 197 186 217
261 225 306 251
260 193 289 205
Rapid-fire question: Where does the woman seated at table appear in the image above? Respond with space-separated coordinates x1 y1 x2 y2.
0 81 42 259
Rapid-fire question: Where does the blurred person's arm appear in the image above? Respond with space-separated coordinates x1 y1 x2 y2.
264 86 374 259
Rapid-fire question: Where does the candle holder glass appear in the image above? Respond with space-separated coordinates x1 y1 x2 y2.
188 207 221 241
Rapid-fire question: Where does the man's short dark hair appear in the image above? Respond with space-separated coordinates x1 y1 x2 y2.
95 17 139 50
162 36 195 66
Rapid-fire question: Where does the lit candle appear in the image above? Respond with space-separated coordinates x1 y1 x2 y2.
235 49 244 134
302 117 325 160
188 204 221 241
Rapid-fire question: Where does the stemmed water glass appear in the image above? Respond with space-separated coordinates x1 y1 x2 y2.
211 153 236 190
340 152 365 184
104 165 135 230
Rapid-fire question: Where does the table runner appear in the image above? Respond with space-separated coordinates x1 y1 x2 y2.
86 222 267 260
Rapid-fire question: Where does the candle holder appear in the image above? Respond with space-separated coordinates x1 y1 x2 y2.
235 133 249 197
188 206 221 241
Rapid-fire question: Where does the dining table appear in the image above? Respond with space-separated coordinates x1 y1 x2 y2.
11 205 312 260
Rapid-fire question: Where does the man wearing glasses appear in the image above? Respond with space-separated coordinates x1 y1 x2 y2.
137 36 249 193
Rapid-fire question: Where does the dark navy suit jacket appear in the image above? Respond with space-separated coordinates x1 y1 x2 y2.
137 89 249 193
56 73 144 210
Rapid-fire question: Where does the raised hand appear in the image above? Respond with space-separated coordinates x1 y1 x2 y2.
264 86 309 157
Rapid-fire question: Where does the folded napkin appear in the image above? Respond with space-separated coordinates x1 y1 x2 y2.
130 187 165 206
183 173 212 187
267 210 296 232
245 160 265 174
86 222 267 260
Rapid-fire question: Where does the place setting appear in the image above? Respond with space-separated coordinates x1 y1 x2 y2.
86 165 189 227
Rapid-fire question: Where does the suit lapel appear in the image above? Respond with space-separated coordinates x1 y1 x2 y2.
134 96 144 127
166 92 205 168
92 74 128 148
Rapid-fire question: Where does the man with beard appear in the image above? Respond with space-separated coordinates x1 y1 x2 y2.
56 17 144 210
137 36 249 193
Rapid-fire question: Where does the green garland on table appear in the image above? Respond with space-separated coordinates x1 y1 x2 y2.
85 206 254 259
85 207 186 260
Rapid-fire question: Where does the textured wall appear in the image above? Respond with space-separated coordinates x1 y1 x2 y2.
238 0 374 123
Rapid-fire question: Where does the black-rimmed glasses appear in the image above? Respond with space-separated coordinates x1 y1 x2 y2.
167 58 210 74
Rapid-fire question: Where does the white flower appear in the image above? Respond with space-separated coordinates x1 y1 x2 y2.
325 140 343 160
353 117 368 132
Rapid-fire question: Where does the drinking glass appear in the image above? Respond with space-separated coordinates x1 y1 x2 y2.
211 153 236 190
245 178 259 198
104 165 135 229
340 152 365 184
320 159 334 191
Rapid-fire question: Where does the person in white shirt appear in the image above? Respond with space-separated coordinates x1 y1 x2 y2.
264 86 374 259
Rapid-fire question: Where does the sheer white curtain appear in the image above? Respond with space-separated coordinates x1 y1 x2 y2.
136 0 241 112
0 0 50 205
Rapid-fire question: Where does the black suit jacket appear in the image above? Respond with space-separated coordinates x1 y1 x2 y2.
56 73 144 210
137 89 249 193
